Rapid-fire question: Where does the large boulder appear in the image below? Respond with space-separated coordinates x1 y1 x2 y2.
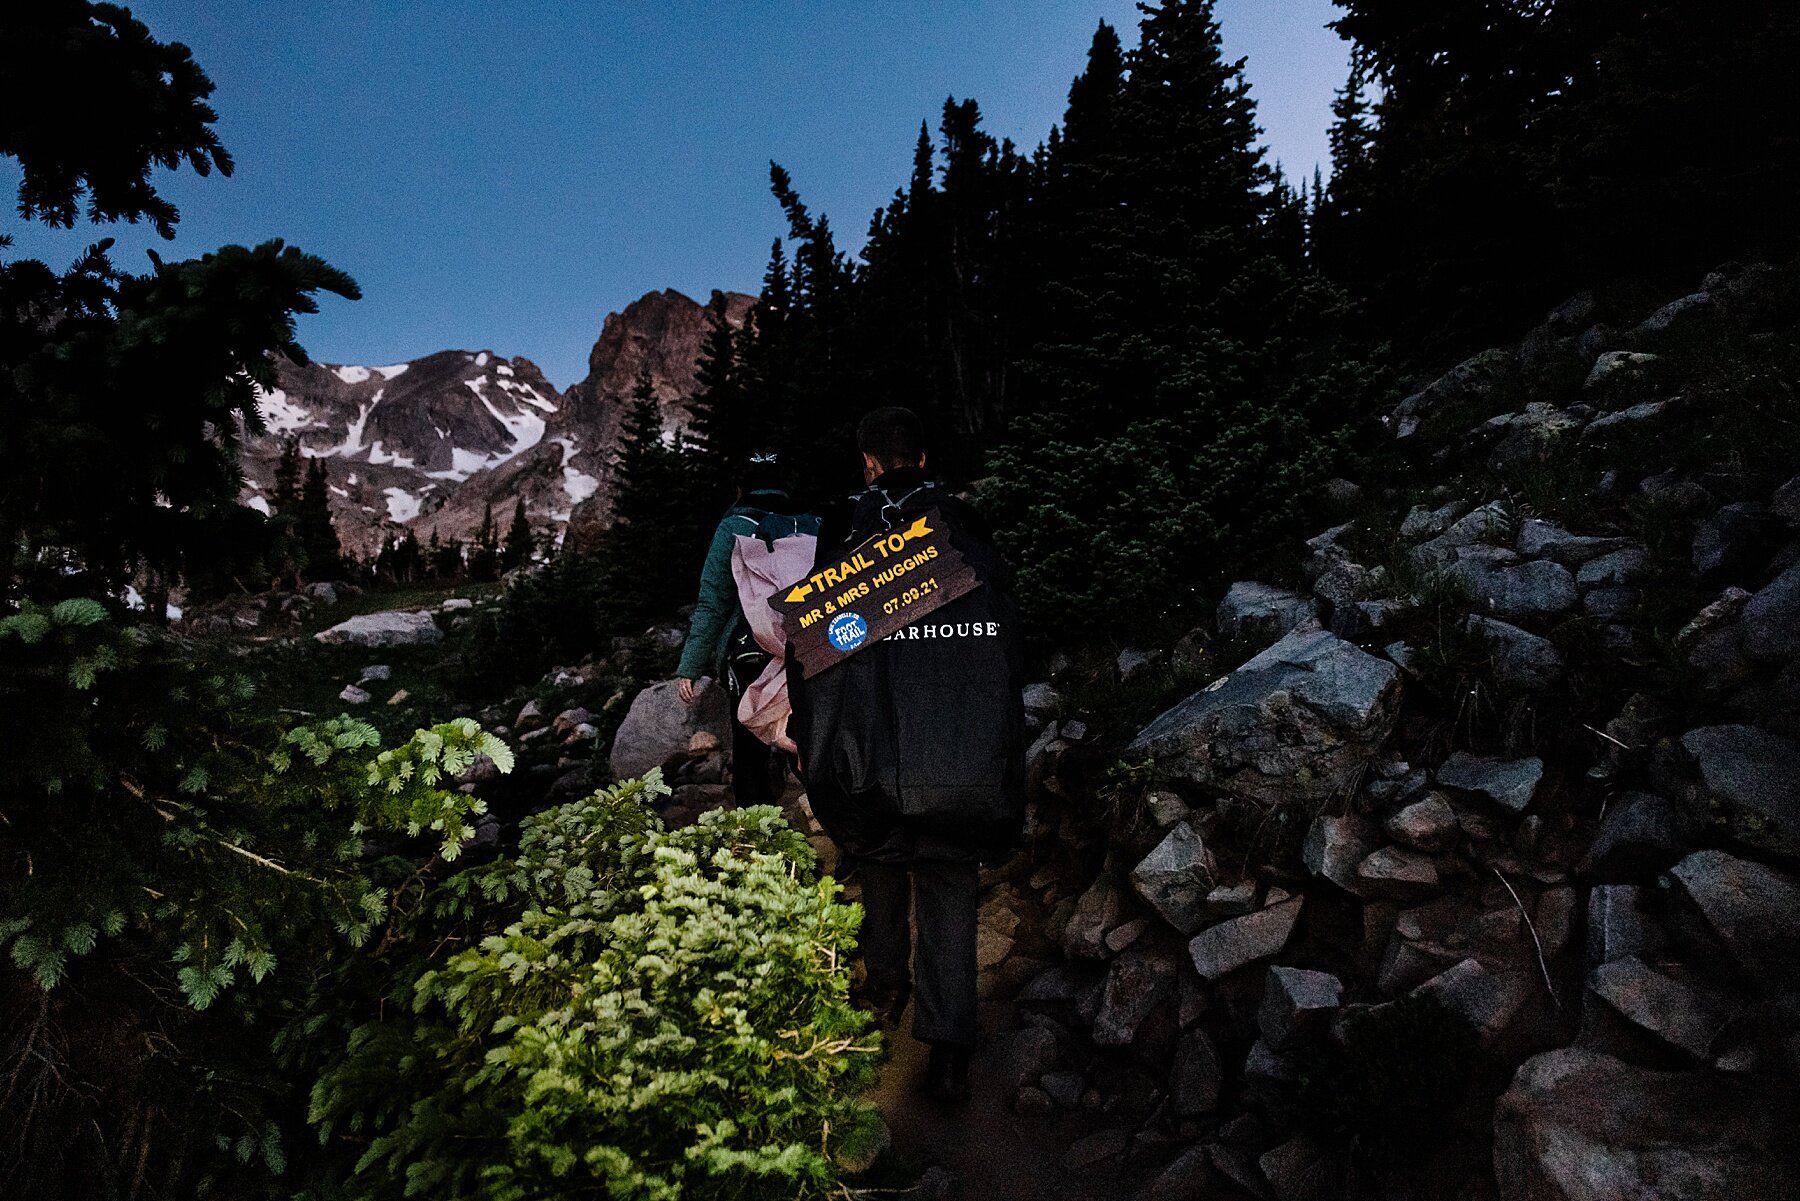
1130 823 1217 933
1588 956 1732 1060
1449 557 1578 623
1676 725 1800 861
1129 627 1403 808
1669 850 1800 984
314 609 443 648
1390 347 1516 438
1740 562 1800 661
1216 581 1320 646
608 678 730 781
1494 1047 1794 1201
1437 752 1544 814
1465 615 1565 692
1188 897 1303 981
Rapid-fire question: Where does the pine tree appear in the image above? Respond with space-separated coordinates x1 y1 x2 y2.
684 293 744 505
467 502 499 582
297 456 343 582
272 437 303 513
501 499 534 572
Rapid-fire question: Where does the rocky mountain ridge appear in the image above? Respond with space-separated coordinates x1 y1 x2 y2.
240 287 754 558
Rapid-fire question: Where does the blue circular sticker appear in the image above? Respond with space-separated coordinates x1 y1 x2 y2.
827 611 869 652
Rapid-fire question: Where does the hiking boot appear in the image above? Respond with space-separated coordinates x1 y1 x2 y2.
923 1042 971 1104
851 981 910 1029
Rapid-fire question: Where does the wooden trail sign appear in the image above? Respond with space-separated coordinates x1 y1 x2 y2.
771 509 982 678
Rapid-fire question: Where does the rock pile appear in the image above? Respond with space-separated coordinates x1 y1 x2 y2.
991 261 1800 1200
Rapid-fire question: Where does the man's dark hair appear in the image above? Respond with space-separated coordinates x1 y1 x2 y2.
738 450 788 494
857 406 926 470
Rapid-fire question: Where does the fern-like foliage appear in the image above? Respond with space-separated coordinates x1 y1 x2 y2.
308 775 877 1201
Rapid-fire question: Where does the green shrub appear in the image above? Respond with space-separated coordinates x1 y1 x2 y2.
309 774 878 1201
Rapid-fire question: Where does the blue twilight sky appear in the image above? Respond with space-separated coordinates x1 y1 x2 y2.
3 1 1348 389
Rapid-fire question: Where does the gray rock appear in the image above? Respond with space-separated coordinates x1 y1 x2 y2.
1039 1070 1084 1109
551 706 594 737
1258 965 1343 1050
1171 1025 1223 1115
1243 1036 1302 1111
1216 581 1320 645
1627 290 1716 346
1143 1145 1216 1201
515 699 548 732
1583 349 1659 389
1259 1134 1332 1201
1390 347 1516 439
1386 794 1461 853
1400 499 1470 540
1355 845 1441 901
1145 789 1190 827
1583 586 1640 621
1412 502 1512 568
1576 546 1652 588
1578 791 1689 882
1063 1127 1129 1171
1092 949 1177 1045
1450 557 1578 623
1303 812 1381 891
1464 615 1565 692
1773 472 1800 525
439 596 473 612
1103 916 1149 953
338 684 371 704
1741 562 1800 661
1006 1025 1060 1091
1670 850 1800 983
1021 682 1060 719
1585 884 1670 971
1412 958 1530 1044
1515 518 1629 566
1188 898 1303 981
1693 502 1784 581
1493 1047 1792 1201
1638 469 1715 515
1579 399 1675 450
1437 751 1544 814
1483 403 1587 473
1588 956 1731 1059
1116 647 1159 683
1304 522 1354 579
1206 879 1258 917
607 679 730 781
1130 823 1216 933
314 609 443 648
1329 597 1411 642
1064 873 1130 959
303 580 340 604
358 663 392 682
1129 627 1403 808
1679 725 1800 860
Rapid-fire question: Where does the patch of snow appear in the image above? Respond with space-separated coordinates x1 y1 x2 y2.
496 363 514 377
361 505 377 513
424 447 493 482
494 375 556 411
256 386 313 434
475 351 489 367
375 363 409 380
475 390 547 460
328 485 349 497
245 495 272 516
365 440 416 469
347 472 358 485
333 364 372 385
548 510 572 524
383 488 421 522
332 389 384 457
553 437 600 503
121 586 180 621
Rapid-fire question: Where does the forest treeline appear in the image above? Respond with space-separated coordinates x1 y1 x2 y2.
2 1 1798 1197
601 0 1800 641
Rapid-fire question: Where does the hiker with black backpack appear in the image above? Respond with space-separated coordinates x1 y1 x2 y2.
675 452 819 806
786 407 1026 1102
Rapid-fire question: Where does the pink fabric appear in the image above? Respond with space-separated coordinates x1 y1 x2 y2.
729 533 816 752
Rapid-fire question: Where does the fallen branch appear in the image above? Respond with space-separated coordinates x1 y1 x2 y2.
1492 866 1559 1010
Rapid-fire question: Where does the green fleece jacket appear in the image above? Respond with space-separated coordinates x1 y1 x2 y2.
676 492 818 681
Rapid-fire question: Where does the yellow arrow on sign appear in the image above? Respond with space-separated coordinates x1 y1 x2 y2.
784 580 814 603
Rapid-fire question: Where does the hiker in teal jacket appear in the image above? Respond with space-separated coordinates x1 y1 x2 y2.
676 454 817 805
